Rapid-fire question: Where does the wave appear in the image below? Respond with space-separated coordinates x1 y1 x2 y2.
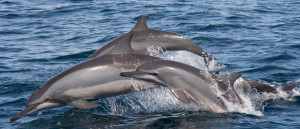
188 24 258 31
241 65 289 74
17 50 94 63
259 52 296 62
225 14 252 20
0 68 31 73
286 44 300 49
253 8 285 14
192 36 235 46
0 47 25 52
51 50 94 61
18 58 50 63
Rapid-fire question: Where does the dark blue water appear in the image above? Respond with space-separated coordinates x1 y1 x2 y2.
1 0 300 128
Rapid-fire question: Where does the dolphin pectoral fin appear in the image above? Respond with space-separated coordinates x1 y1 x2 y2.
69 99 100 110
169 87 194 104
10 105 37 122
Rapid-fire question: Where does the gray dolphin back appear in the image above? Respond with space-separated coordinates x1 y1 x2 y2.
88 16 215 64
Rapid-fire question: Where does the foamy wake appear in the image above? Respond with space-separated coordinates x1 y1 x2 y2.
158 51 225 71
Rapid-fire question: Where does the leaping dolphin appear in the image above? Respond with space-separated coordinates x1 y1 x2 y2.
120 60 299 112
88 16 215 65
120 60 242 113
10 51 163 122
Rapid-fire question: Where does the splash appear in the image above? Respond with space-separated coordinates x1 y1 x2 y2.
101 87 200 116
224 78 263 116
146 45 165 56
158 50 225 71
204 74 263 116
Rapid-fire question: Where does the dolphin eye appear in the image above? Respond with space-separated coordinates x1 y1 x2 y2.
149 72 158 76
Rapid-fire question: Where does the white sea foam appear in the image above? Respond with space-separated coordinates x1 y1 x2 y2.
103 87 199 116
158 50 225 71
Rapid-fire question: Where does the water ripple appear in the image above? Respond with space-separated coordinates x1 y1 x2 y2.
189 24 258 31
241 65 289 74
51 50 94 61
259 52 296 62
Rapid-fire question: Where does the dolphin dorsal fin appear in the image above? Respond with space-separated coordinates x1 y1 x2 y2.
107 33 135 54
131 16 149 31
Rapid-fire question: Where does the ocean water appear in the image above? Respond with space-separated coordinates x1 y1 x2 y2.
1 0 300 128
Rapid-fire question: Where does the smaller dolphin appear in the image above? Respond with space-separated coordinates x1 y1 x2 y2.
88 16 215 65
10 36 163 122
121 60 298 112
120 60 235 113
245 80 298 94
213 71 298 94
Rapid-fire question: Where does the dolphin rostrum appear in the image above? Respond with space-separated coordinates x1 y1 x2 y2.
88 16 215 65
10 52 162 122
120 60 246 113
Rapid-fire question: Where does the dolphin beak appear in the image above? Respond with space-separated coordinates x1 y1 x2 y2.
120 71 146 77
10 105 37 122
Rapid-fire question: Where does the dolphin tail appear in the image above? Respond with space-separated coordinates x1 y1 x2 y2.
10 105 37 122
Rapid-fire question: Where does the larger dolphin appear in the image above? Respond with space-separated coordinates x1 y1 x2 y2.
10 52 162 122
88 16 214 65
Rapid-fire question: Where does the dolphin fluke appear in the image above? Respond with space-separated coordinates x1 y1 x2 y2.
10 105 37 122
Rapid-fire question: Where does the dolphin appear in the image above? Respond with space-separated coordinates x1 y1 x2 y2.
214 71 298 94
10 52 162 122
120 60 246 113
88 16 215 65
245 80 298 94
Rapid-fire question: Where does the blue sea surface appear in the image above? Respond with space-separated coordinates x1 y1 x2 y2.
1 0 300 128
